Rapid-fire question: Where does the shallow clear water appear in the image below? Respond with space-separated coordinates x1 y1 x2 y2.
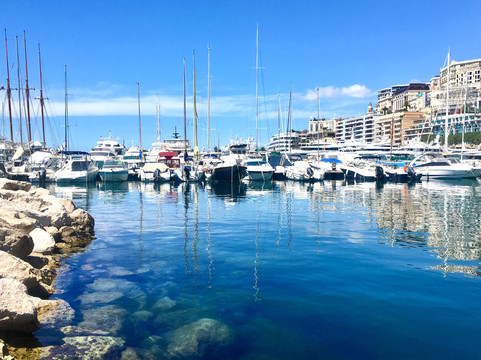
37 179 481 359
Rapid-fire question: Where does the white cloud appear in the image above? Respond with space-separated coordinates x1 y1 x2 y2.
301 84 371 100
45 83 372 122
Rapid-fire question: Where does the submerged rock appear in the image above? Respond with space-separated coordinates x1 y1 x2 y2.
166 318 233 358
40 336 125 360
152 296 176 312
77 291 124 306
34 298 75 329
78 305 128 335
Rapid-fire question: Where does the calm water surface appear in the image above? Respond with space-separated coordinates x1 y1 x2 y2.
36 179 481 359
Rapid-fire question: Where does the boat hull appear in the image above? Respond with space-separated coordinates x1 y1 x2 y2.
99 169 129 182
247 170 274 181
211 165 246 182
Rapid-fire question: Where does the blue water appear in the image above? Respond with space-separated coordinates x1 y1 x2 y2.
37 179 481 359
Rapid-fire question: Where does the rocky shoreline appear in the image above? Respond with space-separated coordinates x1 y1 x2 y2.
0 179 95 359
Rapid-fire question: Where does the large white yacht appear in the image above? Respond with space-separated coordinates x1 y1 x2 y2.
163 128 190 154
90 134 126 167
268 132 300 152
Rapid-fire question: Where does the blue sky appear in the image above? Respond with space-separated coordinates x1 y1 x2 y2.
2 0 481 151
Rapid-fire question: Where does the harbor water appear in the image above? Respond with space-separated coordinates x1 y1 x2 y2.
32 179 481 359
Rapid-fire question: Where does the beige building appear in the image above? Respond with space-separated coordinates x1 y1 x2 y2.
430 58 481 113
391 83 429 112
374 111 426 145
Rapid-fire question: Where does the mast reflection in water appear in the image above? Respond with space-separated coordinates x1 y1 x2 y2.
33 178 481 359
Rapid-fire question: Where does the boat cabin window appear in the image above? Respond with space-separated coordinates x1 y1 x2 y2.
72 161 88 171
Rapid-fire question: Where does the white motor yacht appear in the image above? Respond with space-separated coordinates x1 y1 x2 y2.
55 153 99 184
410 154 480 179
243 158 274 181
99 160 129 182
139 162 171 182
340 157 385 182
285 159 324 181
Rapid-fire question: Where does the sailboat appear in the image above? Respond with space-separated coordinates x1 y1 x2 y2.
55 66 98 183
174 53 204 183
243 25 274 181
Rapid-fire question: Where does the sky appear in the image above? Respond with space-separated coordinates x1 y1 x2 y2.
1 0 481 151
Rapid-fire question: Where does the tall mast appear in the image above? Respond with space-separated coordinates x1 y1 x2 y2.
38 44 46 147
137 82 142 154
445 50 450 151
23 31 32 143
288 82 292 154
155 93 160 142
183 58 187 155
317 87 320 157
4 29 13 141
255 23 259 150
277 92 281 152
462 79 469 158
193 50 198 151
15 36 23 146
64 65 69 151
207 46 211 152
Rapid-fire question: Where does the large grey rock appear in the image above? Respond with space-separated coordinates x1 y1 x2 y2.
0 226 34 259
0 250 42 289
0 198 51 228
40 336 125 360
0 208 38 233
0 178 31 191
69 208 95 234
30 228 56 254
167 318 233 358
0 278 40 332
0 189 50 212
41 203 70 229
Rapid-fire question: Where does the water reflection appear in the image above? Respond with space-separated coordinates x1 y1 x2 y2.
208 181 247 201
373 180 481 276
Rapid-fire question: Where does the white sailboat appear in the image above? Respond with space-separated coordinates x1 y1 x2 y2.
174 53 204 183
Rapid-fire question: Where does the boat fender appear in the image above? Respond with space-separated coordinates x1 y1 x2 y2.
306 167 314 177
403 164 408 173
184 166 190 179
153 168 160 180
